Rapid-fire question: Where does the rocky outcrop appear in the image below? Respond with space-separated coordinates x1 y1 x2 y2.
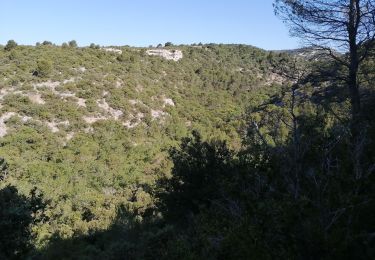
146 49 183 61
101 48 123 54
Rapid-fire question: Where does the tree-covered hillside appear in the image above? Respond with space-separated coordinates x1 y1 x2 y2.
0 43 289 257
0 37 374 259
2 0 375 258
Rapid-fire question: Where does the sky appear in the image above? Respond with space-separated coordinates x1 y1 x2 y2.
0 0 300 50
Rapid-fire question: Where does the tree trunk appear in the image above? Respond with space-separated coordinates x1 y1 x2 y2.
348 0 363 178
348 48 360 135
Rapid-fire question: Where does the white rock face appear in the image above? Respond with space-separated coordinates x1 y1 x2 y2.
135 85 144 93
129 99 145 106
101 48 123 54
163 97 175 107
46 120 70 133
58 92 76 98
1 86 47 106
0 112 32 137
83 99 124 125
33 79 87 107
84 126 94 133
0 110 74 137
46 122 59 133
146 49 183 61
151 109 168 119
83 115 108 124
97 99 123 120
0 87 15 100
63 77 76 84
265 73 286 86
123 112 144 128
122 120 138 128
66 132 75 141
128 99 139 105
0 112 17 137
115 81 122 88
77 67 86 73
77 98 86 107
33 81 61 91
33 80 71 97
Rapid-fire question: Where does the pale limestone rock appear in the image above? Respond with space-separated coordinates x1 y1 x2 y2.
146 49 183 61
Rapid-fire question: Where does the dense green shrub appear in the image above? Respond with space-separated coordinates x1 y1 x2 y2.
0 41 372 259
4 40 18 51
90 43 100 49
68 40 78 48
35 59 53 77
42 41 53 46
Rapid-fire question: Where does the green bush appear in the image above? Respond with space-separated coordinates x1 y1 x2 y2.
42 41 53 46
4 40 18 51
35 59 53 77
68 40 78 48
89 43 100 49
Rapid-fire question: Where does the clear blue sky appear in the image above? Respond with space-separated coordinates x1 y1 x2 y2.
0 0 299 50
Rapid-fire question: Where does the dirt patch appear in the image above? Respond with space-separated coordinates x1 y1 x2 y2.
29 93 45 104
